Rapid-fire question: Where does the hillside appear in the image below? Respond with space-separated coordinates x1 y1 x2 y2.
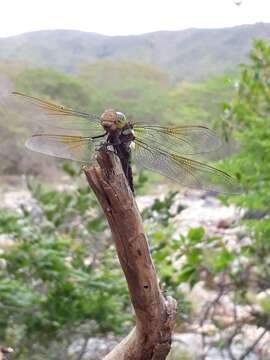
0 23 270 81
0 59 234 176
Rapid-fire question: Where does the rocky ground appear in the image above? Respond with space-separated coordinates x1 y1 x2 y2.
1 181 269 359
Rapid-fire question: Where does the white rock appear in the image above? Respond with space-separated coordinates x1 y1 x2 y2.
0 234 15 248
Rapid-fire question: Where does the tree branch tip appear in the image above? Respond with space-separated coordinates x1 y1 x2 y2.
1 347 14 354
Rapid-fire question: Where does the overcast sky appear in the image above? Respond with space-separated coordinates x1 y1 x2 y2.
0 0 269 38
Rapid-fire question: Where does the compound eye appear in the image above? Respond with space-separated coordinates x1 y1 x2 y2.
115 111 127 128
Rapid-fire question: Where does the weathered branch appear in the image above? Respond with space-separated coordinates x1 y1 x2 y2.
0 347 14 360
84 148 177 360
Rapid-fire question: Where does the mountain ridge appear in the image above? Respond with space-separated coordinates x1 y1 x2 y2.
0 22 269 80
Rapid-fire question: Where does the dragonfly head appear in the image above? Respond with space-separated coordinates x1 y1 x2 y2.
101 109 127 131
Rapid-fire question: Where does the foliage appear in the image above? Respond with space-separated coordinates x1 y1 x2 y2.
79 60 172 123
150 224 237 291
138 40 270 358
0 171 192 359
169 74 236 126
203 39 270 357
0 177 132 359
221 39 270 242
142 190 185 226
15 68 92 110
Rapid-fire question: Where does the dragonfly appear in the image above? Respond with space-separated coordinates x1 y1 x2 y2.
5 92 240 194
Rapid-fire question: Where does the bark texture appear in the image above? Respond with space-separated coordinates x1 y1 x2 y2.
84 148 177 360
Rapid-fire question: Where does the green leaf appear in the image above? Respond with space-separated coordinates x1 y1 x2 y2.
188 227 205 244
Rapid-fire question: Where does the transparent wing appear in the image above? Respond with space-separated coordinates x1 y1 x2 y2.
26 134 97 162
1 92 105 162
5 92 103 133
133 124 223 157
133 139 240 194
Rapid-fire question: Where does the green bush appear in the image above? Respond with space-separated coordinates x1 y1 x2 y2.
0 174 192 359
0 178 131 357
218 39 270 330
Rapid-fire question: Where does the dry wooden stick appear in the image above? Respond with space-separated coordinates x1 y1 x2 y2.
0 347 14 360
84 148 177 360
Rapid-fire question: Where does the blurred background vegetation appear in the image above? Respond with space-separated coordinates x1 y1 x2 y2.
0 24 270 359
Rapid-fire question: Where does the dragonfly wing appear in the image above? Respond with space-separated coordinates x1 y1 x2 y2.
1 92 105 162
2 92 103 135
26 134 97 162
133 139 240 194
133 124 223 158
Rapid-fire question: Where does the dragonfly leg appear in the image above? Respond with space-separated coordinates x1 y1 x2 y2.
91 132 107 140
